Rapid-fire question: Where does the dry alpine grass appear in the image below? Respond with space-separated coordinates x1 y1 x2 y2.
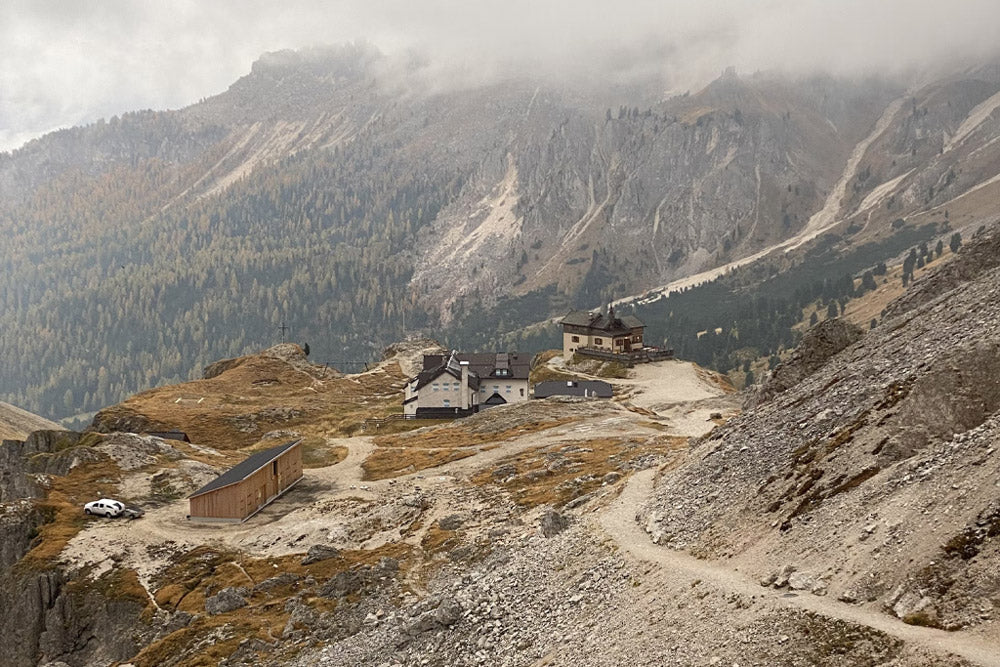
361 415 577 481
18 455 122 571
138 542 415 667
93 351 409 450
473 435 687 508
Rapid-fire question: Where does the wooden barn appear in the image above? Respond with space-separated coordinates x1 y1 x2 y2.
187 440 303 522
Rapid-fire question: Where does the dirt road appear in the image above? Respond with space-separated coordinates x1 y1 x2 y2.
599 469 1000 667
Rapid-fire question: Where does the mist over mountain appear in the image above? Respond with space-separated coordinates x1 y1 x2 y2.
2 43 1000 422
5 0 1000 153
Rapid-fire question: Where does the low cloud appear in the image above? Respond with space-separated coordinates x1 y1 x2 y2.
2 0 999 151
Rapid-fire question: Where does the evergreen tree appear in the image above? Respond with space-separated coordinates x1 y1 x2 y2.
950 232 962 253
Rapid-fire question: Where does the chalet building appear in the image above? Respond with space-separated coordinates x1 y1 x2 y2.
533 380 614 399
403 351 530 417
560 306 645 358
188 440 303 522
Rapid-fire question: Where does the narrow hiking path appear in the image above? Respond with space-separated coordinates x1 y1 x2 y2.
599 469 1000 667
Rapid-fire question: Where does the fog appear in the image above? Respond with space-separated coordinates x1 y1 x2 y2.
3 0 999 152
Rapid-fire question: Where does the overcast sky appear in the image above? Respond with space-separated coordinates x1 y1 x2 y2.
3 0 1000 152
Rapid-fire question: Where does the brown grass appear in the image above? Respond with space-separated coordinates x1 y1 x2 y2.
696 367 737 394
297 436 348 469
421 526 460 555
17 458 122 571
362 447 479 481
140 542 414 666
360 416 576 481
374 418 575 450
97 355 410 450
473 435 686 507
529 350 578 384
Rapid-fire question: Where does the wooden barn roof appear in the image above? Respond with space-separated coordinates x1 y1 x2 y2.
188 440 301 498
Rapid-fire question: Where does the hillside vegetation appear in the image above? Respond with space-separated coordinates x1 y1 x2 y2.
3 46 1000 424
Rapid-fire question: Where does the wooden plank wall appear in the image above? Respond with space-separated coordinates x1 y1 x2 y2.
189 444 303 521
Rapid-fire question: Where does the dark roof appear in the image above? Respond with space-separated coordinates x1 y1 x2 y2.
533 380 614 398
412 363 482 392
188 440 301 498
560 308 644 335
483 392 508 405
419 352 530 381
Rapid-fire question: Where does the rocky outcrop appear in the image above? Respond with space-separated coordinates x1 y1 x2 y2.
0 500 45 570
203 355 248 379
88 408 166 436
206 587 249 615
0 568 151 667
640 217 1000 628
0 428 155 666
747 318 863 407
0 431 97 502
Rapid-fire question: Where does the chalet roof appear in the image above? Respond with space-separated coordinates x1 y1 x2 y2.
419 352 530 382
533 380 614 398
188 440 301 498
412 360 482 392
560 308 644 335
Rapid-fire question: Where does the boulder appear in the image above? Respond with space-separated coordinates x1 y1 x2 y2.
539 510 569 538
204 587 248 615
301 544 341 566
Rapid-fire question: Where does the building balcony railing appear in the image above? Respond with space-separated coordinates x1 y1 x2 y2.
574 346 674 365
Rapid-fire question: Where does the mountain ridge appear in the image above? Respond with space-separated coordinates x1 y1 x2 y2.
3 46 1000 421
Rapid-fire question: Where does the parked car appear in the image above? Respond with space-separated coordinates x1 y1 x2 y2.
121 505 145 520
84 499 124 517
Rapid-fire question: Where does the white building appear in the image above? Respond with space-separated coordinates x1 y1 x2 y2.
403 351 531 417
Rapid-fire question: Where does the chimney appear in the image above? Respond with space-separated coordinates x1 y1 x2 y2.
460 361 470 409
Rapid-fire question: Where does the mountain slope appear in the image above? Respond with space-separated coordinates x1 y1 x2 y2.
0 401 64 441
3 47 1000 422
641 218 1000 633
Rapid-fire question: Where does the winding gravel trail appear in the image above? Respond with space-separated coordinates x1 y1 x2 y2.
599 468 1000 667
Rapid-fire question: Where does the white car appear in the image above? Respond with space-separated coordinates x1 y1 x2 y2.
84 499 124 517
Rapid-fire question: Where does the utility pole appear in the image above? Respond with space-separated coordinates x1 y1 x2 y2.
278 321 290 343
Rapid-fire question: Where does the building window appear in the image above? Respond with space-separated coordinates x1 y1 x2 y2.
493 385 500 393
432 383 439 391
453 382 460 390
571 335 579 342
594 337 603 345
520 388 525 397
506 385 512 393
443 399 450 407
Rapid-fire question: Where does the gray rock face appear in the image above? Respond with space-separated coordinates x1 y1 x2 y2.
0 500 44 570
0 567 151 667
0 431 92 502
540 510 569 538
432 597 463 627
640 219 1000 632
320 570 364 599
254 573 301 594
205 587 249 615
301 544 341 565
748 318 863 407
